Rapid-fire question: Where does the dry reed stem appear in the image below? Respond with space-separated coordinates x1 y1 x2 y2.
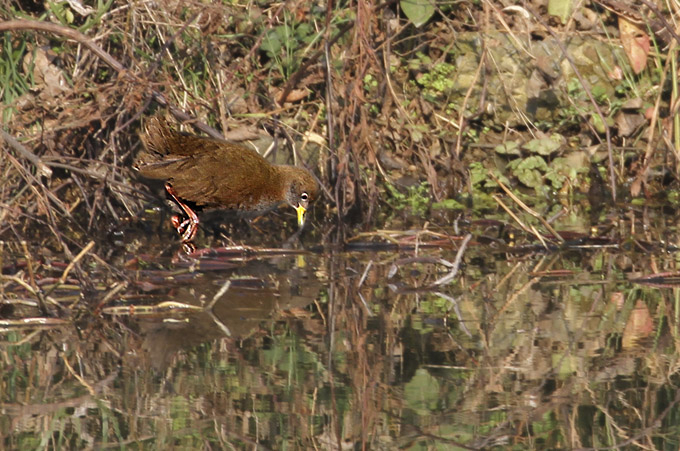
490 171 565 244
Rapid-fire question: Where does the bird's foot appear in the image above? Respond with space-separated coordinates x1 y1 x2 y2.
165 182 200 242
171 214 199 242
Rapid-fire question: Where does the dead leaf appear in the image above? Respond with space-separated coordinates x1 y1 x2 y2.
23 47 69 98
622 300 654 348
644 106 655 120
630 173 643 197
610 291 624 310
273 88 310 104
302 131 326 147
607 66 624 80
614 111 645 137
621 98 643 110
66 0 94 15
619 17 650 74
222 126 262 142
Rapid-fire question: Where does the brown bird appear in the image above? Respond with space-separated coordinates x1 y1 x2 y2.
135 117 318 242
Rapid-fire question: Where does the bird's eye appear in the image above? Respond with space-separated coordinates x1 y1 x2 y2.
301 192 309 201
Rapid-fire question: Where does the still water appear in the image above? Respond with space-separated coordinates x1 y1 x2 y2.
2 207 680 450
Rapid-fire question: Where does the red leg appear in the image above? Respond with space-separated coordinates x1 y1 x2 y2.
171 215 192 237
164 182 200 242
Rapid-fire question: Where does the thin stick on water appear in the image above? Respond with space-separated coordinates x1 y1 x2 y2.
432 234 472 286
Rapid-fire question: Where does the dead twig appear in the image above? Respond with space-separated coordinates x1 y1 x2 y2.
0 317 70 331
20 241 51 315
431 233 472 286
43 240 96 298
62 353 96 396
489 171 565 244
0 129 52 178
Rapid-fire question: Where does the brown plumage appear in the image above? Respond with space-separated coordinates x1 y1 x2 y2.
135 117 318 242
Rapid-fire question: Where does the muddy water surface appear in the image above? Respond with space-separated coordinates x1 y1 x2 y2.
2 205 680 450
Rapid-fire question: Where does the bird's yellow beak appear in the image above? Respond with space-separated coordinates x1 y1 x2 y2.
295 204 307 227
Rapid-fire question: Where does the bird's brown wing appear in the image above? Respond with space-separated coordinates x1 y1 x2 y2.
168 148 280 209
136 116 283 210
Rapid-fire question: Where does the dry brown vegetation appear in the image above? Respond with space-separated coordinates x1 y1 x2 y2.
3 2 680 448
2 0 680 250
